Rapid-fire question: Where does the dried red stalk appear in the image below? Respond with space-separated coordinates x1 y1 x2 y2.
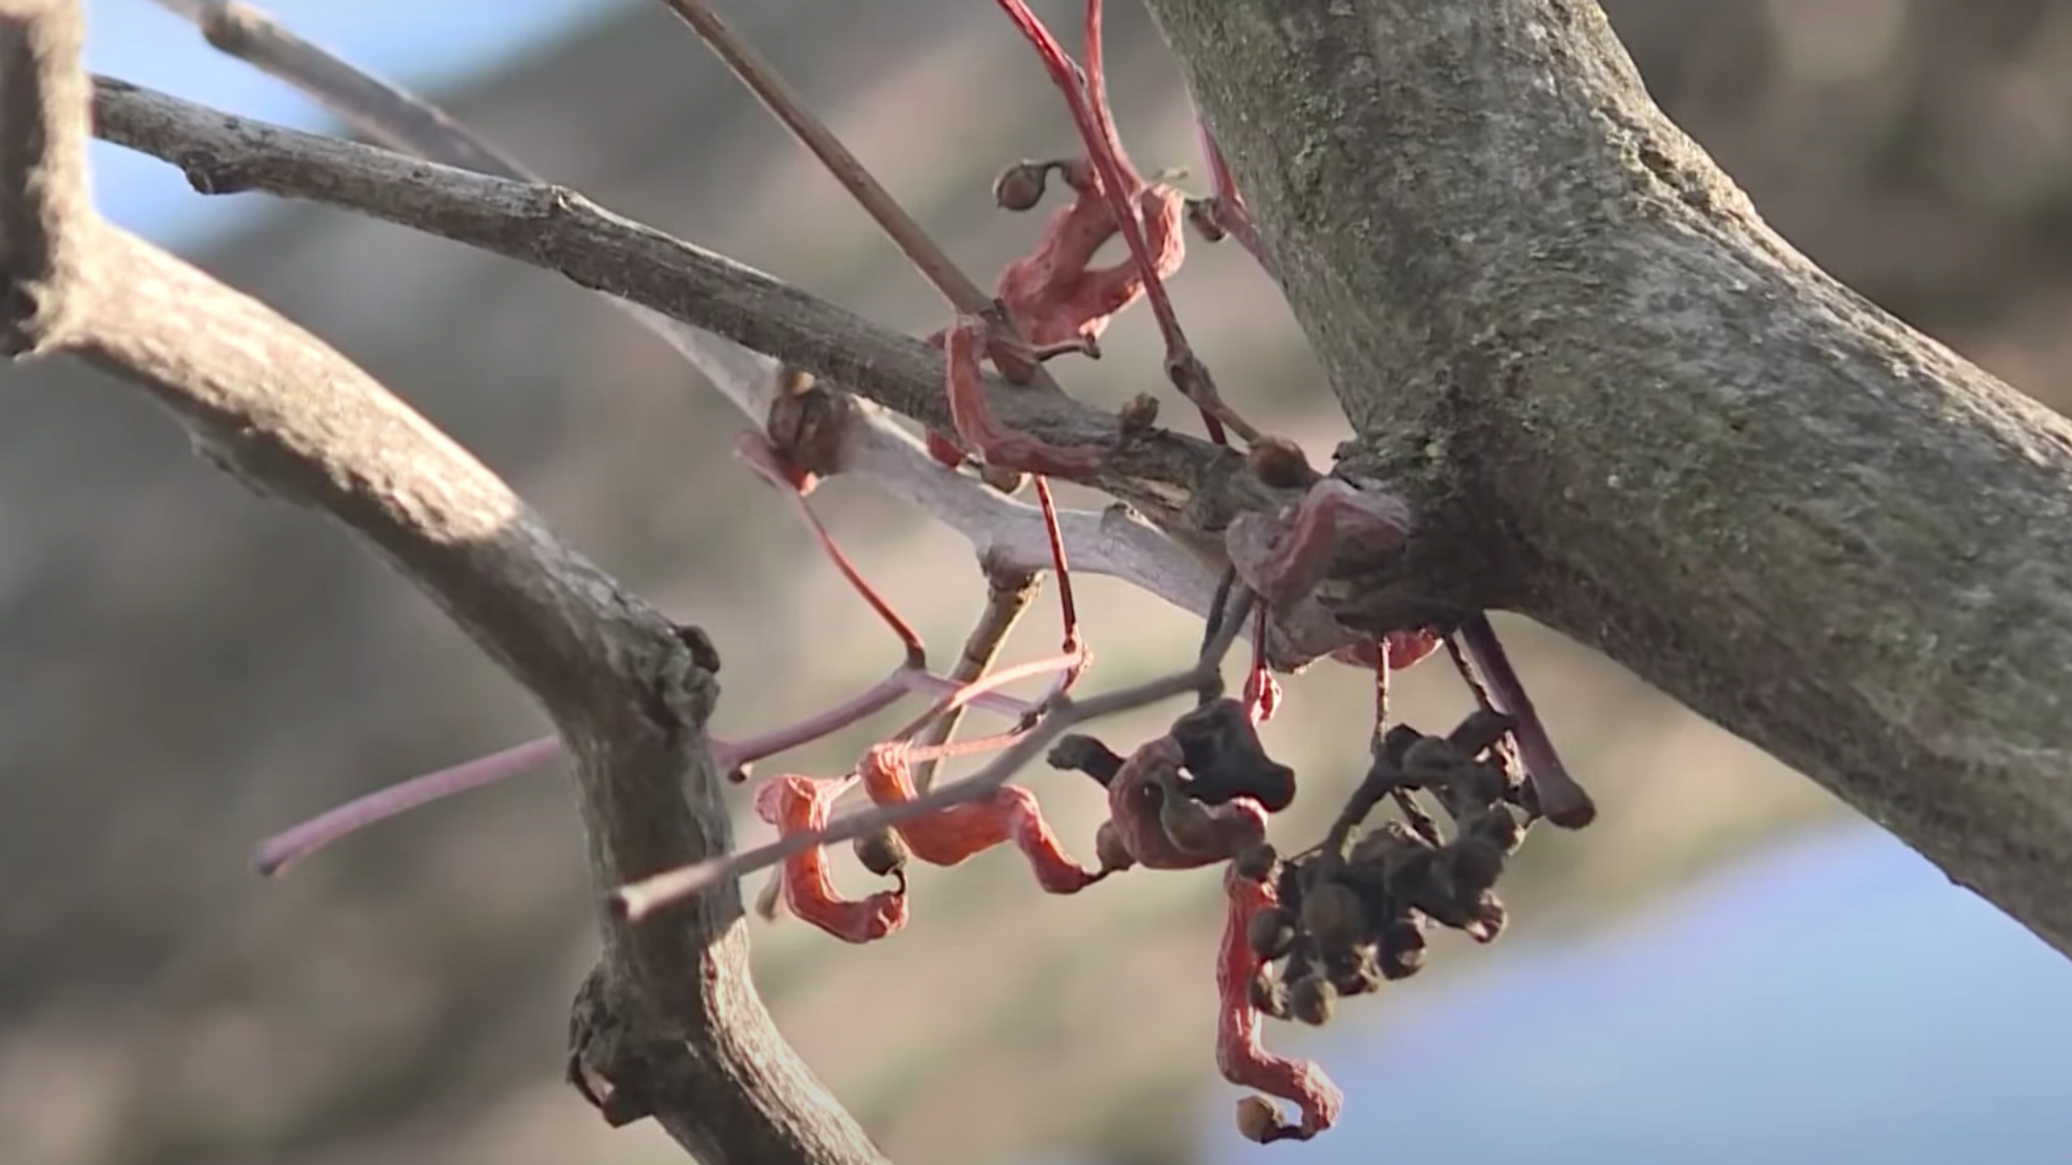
754 774 909 944
1217 866 1344 1140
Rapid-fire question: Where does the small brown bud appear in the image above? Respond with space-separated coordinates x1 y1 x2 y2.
1301 880 1366 950
1186 197 1228 243
978 464 1028 495
1249 968 1289 1019
852 828 910 878
1329 944 1385 997
1233 841 1279 884
1379 918 1427 980
1234 1095 1282 1144
992 161 1051 211
1245 435 1320 490
1467 892 1508 943
1116 392 1161 433
1289 973 1337 1026
1247 905 1298 960
1478 805 1526 853
1094 819 1136 874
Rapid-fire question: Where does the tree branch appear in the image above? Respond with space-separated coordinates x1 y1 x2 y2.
1145 0 2072 957
0 2 887 1160
86 74 1289 537
89 56 1364 665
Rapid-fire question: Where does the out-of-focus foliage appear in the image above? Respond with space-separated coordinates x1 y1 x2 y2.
1 2 2065 1164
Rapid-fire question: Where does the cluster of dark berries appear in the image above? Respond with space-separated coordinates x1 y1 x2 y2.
1050 696 1296 812
1236 709 1534 1027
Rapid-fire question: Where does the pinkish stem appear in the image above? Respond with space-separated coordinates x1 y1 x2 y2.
253 735 563 875
252 665 1043 876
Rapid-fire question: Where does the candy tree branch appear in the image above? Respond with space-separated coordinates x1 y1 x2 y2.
0 3 885 1161
85 74 1288 533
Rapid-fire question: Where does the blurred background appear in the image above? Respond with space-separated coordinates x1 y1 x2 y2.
4 1 2070 1162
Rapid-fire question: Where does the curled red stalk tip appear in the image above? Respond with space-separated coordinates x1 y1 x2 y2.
755 774 908 943
1217 867 1343 1139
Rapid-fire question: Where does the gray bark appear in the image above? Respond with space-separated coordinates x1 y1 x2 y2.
1145 0 2072 954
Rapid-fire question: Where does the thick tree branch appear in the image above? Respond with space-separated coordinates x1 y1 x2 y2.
89 61 1361 665
86 75 1289 537
0 2 886 1161
1146 0 2072 956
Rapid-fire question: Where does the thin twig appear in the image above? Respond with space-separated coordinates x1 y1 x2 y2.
611 586 1256 921
652 0 992 314
89 75 1287 532
910 566 1041 792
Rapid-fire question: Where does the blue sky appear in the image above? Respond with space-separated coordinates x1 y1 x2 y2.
1209 827 2072 1165
82 0 631 240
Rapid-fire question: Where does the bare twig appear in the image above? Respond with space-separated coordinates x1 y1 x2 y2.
909 565 1041 792
652 0 990 314
611 586 1257 921
87 75 1293 535
0 3 888 1160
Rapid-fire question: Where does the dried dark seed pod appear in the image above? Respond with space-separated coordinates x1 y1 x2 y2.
852 828 910 878
1048 733 1125 785
1350 818 1434 867
992 160 1052 211
1452 761 1512 809
1273 858 1307 913
1477 805 1526 853
1169 698 1297 812
1247 905 1298 961
1328 944 1385 997
1289 973 1337 1027
1281 942 1315 989
1446 708 1516 757
1301 880 1367 950
1378 723 1426 769
1378 917 1428 979
1447 835 1507 895
1186 197 1228 243
1401 733 1466 783
1234 841 1280 884
1093 819 1136 874
1467 892 1509 943
1234 1095 1282 1144
1249 968 1290 1019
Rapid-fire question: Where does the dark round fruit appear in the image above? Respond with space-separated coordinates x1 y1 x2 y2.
1234 841 1279 884
1301 880 1366 950
852 828 910 878
1289 974 1337 1027
1249 968 1290 1019
1247 906 1298 961
1234 1096 1281 1143
1448 836 1507 894
992 161 1049 211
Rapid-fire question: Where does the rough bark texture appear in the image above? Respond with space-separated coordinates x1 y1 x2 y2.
1145 0 2072 954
